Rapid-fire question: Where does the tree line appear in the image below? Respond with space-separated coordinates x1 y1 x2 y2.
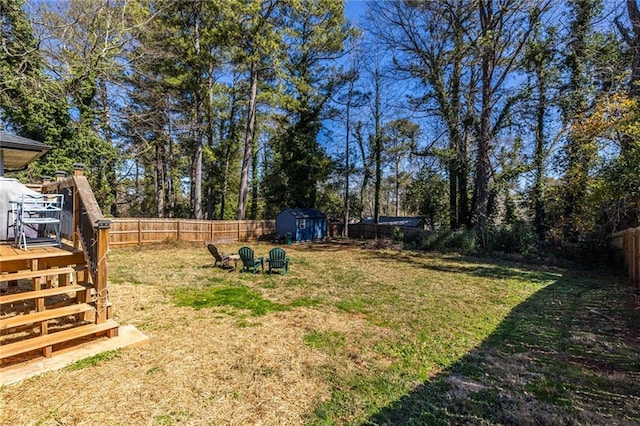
1 0 640 248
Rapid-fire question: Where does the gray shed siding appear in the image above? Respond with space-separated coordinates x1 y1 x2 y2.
276 208 327 242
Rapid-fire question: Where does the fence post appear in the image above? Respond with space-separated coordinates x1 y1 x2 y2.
238 221 241 242
177 220 181 241
137 219 142 246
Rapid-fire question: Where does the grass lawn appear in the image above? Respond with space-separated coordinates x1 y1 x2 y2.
1 239 639 425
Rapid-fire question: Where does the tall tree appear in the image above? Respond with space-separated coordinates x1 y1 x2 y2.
474 0 541 231
34 0 146 212
263 0 350 212
354 120 373 218
523 17 558 239
369 0 475 229
370 61 384 223
613 0 640 227
558 0 603 240
335 58 368 235
0 0 71 162
234 0 281 220
382 119 420 216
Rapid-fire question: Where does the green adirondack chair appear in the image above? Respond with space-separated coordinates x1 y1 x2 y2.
238 246 264 273
267 247 289 275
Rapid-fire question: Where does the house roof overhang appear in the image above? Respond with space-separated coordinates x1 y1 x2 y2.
0 131 51 172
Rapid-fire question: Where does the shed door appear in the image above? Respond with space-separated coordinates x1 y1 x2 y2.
298 219 309 241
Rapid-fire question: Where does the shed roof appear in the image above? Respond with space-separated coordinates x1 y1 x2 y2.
361 216 424 228
281 208 326 219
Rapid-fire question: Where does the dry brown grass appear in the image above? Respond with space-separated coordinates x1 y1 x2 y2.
1 239 638 425
0 241 391 425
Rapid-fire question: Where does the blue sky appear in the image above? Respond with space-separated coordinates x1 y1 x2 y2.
344 0 368 23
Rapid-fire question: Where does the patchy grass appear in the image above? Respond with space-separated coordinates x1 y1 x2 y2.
65 350 122 371
173 285 288 316
1 240 638 425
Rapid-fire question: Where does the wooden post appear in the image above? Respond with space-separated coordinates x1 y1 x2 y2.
238 221 241 242
73 163 84 177
73 182 81 250
95 220 110 325
177 220 181 241
55 170 66 182
138 219 142 246
41 175 51 186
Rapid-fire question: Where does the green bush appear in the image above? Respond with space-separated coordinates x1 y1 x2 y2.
419 229 477 252
392 226 404 243
402 230 423 249
412 223 538 256
482 222 537 256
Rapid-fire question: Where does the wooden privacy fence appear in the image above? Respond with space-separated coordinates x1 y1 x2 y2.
609 227 640 289
109 218 276 247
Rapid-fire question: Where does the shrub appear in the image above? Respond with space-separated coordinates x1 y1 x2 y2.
419 229 477 253
392 226 404 243
482 222 537 256
402 230 423 249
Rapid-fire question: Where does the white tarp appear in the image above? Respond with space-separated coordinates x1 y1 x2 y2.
0 178 40 241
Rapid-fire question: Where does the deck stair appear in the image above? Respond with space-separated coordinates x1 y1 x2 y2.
0 302 94 330
1 249 118 363
0 266 75 283
1 320 118 359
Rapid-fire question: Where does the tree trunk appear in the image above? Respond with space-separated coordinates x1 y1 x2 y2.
193 128 203 219
237 61 258 220
250 143 259 220
343 79 353 236
533 66 547 239
395 160 401 216
98 78 117 217
355 123 370 218
191 11 203 220
475 1 494 232
373 66 382 224
155 137 165 218
449 162 458 230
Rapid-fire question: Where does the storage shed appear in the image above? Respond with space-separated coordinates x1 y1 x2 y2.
276 208 327 242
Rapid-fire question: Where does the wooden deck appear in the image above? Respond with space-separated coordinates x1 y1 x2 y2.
0 241 85 275
0 241 81 261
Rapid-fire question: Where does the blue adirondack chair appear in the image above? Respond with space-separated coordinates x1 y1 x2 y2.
267 247 289 275
238 246 264 273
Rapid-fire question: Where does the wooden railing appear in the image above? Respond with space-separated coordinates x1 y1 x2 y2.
109 218 276 246
609 227 640 289
41 167 111 323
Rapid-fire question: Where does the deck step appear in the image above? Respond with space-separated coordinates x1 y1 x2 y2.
0 319 119 359
0 303 95 331
0 284 85 305
0 267 75 283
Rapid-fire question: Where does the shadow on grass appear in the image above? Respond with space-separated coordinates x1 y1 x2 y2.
365 248 579 285
365 268 640 424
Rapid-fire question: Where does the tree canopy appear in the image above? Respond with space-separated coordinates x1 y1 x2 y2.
2 0 640 247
